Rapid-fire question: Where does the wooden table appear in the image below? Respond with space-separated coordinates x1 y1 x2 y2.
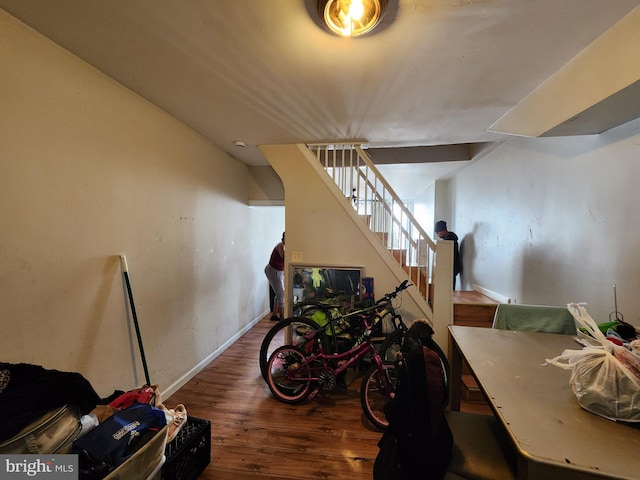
448 325 640 480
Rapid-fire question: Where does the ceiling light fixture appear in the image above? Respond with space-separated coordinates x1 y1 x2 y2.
317 0 388 37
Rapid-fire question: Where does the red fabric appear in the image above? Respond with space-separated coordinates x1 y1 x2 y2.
108 386 157 409
423 346 446 437
268 244 284 271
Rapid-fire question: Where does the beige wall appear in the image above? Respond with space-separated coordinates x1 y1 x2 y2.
452 118 640 323
248 166 284 206
0 11 283 398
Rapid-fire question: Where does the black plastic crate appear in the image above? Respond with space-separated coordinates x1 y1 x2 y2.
161 416 211 480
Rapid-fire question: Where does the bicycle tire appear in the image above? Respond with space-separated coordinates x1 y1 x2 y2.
378 329 404 363
266 345 314 404
259 316 330 380
360 362 398 430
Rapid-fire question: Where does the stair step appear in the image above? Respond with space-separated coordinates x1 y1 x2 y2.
359 214 371 227
389 248 407 266
403 265 428 297
375 232 388 244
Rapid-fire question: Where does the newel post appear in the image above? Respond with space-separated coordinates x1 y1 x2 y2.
432 240 454 356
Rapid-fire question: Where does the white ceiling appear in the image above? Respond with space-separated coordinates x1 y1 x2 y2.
2 0 639 197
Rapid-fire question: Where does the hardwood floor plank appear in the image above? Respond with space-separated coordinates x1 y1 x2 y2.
166 315 382 480
165 314 489 480
210 444 373 479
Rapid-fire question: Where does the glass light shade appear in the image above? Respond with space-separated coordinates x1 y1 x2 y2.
320 0 387 37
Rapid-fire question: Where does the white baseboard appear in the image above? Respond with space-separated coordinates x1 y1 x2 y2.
472 283 511 304
161 311 267 400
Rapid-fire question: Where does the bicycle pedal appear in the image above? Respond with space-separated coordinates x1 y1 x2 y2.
307 388 319 400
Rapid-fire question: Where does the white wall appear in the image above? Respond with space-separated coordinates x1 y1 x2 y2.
433 179 453 237
412 183 435 236
452 117 640 324
0 11 283 398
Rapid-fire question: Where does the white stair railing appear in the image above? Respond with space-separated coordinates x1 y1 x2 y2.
307 143 436 304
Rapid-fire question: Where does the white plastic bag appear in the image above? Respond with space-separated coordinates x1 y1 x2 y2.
546 303 640 422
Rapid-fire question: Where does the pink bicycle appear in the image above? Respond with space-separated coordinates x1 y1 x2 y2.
264 281 411 430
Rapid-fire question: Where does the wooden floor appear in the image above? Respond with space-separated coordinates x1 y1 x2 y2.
165 314 490 480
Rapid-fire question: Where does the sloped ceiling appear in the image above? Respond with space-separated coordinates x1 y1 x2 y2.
489 5 640 138
1 0 639 197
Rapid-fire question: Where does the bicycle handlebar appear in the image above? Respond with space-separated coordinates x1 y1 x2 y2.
376 279 412 304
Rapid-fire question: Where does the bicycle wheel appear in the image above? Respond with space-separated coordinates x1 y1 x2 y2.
266 345 314 403
360 362 398 430
259 316 330 380
378 330 404 363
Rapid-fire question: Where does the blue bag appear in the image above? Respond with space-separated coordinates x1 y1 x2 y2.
72 402 166 469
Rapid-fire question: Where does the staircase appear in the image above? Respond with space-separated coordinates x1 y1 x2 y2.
307 143 435 304
308 142 488 406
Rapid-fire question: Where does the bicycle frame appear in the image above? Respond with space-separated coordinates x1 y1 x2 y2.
282 311 387 385
265 281 412 427
303 298 400 350
270 280 411 394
